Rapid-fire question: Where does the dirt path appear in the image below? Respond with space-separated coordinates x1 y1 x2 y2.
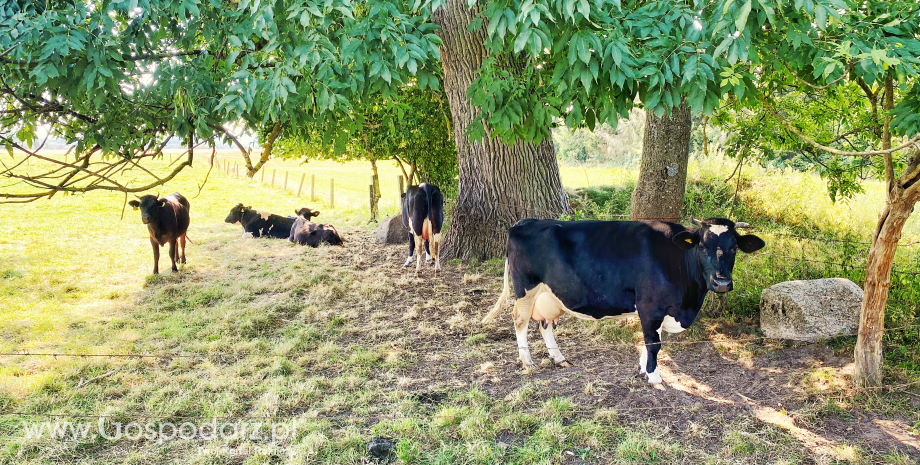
322 228 920 461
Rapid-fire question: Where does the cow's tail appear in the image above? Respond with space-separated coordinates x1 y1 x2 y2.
482 259 510 324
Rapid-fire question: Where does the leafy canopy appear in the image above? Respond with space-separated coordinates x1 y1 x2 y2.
712 1 920 201
7 0 918 198
273 85 459 193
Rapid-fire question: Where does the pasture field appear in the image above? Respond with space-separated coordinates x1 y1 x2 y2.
1 153 919 464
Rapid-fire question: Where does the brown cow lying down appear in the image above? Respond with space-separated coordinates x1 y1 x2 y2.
288 208 343 247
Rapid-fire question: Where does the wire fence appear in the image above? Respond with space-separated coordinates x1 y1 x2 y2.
205 157 403 220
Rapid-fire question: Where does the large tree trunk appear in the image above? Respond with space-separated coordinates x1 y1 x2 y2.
433 0 568 260
630 103 692 222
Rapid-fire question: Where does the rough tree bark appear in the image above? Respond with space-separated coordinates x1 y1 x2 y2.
630 102 692 222
853 73 920 385
854 180 919 385
432 0 569 260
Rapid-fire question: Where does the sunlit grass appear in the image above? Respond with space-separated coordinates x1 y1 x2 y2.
1 152 918 463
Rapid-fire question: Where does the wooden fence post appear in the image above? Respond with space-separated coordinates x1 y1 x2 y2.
297 173 305 197
284 171 288 191
369 184 375 222
330 178 334 208
261 167 265 183
272 169 276 187
398 175 404 199
311 174 315 201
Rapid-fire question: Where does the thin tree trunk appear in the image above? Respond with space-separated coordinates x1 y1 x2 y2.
854 197 914 385
853 85 920 388
433 0 568 260
630 103 692 222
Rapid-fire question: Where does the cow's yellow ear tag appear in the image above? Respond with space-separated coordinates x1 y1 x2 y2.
685 238 694 243
132 206 139 211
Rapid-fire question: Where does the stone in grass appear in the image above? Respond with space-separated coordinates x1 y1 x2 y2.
367 437 396 461
760 278 863 342
375 215 408 244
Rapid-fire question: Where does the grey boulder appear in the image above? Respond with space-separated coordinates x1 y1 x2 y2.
760 278 863 342
375 215 407 244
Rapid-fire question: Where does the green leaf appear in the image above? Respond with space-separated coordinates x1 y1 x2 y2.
735 0 751 31
514 29 532 54
577 0 590 19
577 36 590 64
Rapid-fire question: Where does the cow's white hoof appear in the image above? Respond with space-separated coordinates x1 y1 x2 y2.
645 370 662 384
652 382 666 391
403 256 413 267
425 253 433 264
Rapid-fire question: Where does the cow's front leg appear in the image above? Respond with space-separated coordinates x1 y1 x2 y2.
168 238 178 272
639 318 664 386
512 299 536 369
539 321 571 368
404 234 415 267
149 237 160 274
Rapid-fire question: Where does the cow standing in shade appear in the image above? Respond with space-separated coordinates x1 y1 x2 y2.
483 217 765 388
401 183 444 275
289 208 343 247
224 204 296 239
128 193 190 274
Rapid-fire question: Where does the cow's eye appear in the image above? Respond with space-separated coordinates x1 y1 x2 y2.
730 246 738 253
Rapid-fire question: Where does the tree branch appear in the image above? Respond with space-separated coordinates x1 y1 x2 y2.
763 99 920 157
783 61 854 91
247 121 282 177
0 50 204 67
882 71 895 192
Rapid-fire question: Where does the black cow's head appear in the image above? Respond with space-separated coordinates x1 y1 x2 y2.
294 208 320 221
673 218 765 293
128 194 166 225
224 204 252 224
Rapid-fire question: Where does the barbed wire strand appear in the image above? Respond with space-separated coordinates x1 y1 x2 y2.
3 322 918 361
3 379 917 423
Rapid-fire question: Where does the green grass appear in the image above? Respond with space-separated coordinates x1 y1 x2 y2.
1 153 919 464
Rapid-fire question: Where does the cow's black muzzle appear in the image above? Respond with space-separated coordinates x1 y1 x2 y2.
141 216 152 224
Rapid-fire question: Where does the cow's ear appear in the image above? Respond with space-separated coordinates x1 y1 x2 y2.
313 211 320 216
737 234 766 253
128 200 140 210
673 231 699 250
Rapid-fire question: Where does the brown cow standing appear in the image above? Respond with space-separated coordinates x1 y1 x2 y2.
128 193 190 274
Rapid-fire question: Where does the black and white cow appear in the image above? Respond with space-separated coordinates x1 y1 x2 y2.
128 193 191 274
401 183 444 274
224 204 296 239
482 217 765 387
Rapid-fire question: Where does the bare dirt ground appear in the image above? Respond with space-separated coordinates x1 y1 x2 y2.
321 228 920 462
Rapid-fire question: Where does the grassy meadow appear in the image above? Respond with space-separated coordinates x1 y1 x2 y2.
1 151 919 464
